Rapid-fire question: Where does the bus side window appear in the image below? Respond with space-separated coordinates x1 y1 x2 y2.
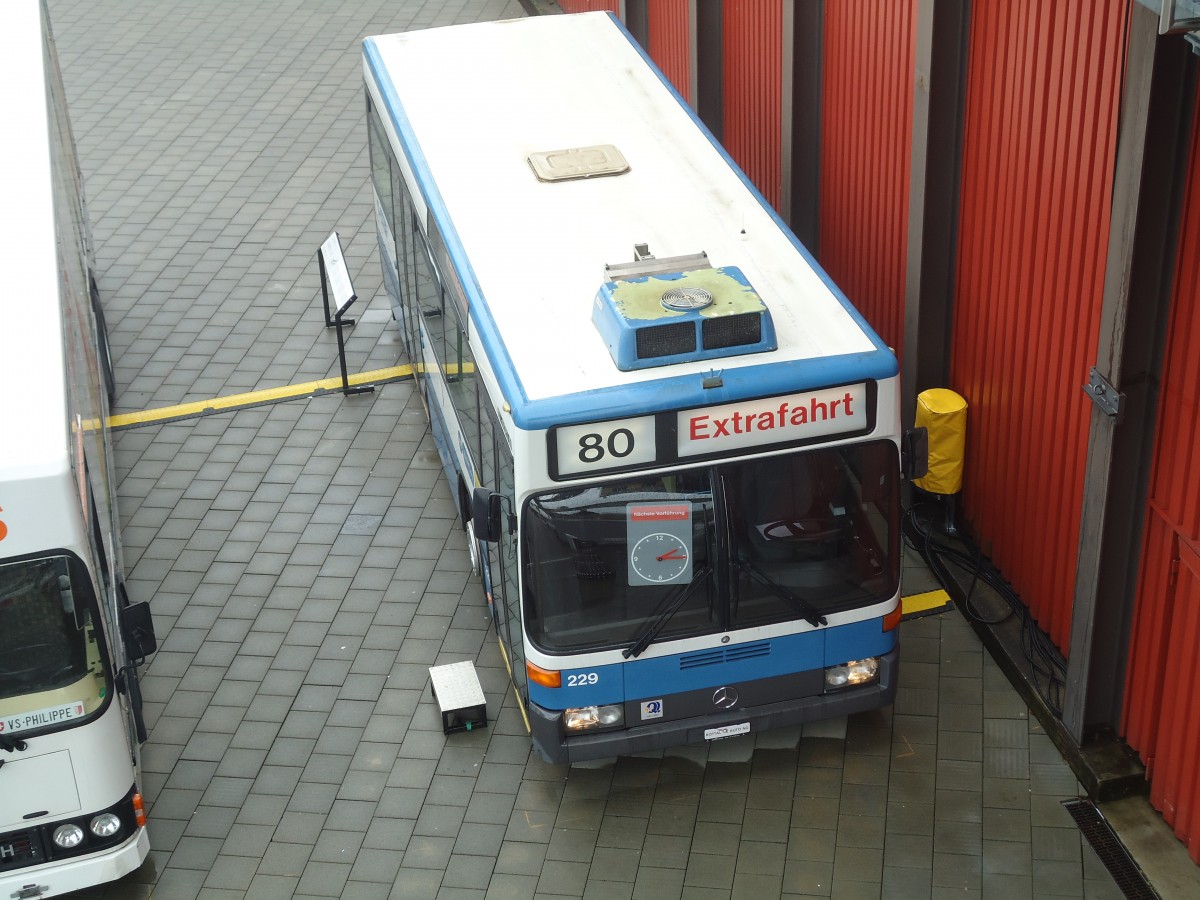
448 302 480 457
413 230 445 356
391 156 413 320
366 97 394 237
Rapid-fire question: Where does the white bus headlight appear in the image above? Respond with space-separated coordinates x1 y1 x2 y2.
53 823 85 849
563 705 623 731
825 657 880 690
90 813 122 838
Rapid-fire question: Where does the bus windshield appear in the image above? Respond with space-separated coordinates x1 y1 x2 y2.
0 554 110 733
524 440 899 653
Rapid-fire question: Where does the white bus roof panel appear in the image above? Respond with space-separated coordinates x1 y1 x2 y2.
364 13 896 427
0 0 70 477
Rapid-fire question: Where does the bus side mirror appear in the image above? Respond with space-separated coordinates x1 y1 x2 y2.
120 600 158 661
471 487 504 543
903 427 929 480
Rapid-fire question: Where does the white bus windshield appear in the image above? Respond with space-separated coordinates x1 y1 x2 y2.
0 555 110 732
524 441 899 654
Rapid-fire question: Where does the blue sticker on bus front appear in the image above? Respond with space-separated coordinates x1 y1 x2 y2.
641 699 664 720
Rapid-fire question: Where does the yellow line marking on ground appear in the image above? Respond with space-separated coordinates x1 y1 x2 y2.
901 589 953 618
107 364 416 431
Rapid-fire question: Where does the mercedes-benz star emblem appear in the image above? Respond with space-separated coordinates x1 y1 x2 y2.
713 686 739 709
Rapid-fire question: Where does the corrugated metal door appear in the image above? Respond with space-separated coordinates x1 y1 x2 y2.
818 0 917 353
950 0 1127 652
1123 513 1176 773
722 0 783 210
1151 539 1200 861
1124 84 1200 863
1125 528 1200 863
647 0 690 98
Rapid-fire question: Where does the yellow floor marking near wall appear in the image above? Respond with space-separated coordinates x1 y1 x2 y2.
901 588 953 619
108 364 416 431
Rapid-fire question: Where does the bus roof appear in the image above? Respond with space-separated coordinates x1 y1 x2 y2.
0 0 70 477
363 12 897 430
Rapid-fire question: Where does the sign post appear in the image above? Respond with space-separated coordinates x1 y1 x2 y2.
317 232 373 396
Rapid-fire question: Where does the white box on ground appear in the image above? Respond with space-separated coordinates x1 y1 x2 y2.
429 660 487 734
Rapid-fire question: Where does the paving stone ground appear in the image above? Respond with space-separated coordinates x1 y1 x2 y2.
48 1 1131 897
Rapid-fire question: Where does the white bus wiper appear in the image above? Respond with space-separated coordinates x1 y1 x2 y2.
735 556 828 628
0 734 29 754
623 565 714 659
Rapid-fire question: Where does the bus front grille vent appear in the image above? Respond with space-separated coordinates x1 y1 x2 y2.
0 828 44 872
595 253 777 371
724 641 771 661
679 641 771 669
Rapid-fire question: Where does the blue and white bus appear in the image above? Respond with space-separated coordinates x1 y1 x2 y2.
363 11 918 763
0 2 156 895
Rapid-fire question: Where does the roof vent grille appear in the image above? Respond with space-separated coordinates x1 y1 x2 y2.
661 287 714 311
635 320 695 360
703 313 762 350
592 246 777 372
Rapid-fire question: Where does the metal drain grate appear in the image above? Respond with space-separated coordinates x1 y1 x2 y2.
1062 799 1159 899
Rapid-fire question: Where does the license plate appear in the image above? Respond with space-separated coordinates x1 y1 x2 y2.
704 722 750 741
0 701 85 735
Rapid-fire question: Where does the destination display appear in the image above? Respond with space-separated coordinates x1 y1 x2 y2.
677 383 867 457
548 383 871 480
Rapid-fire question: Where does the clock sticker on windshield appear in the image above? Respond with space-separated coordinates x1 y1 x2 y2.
631 533 690 583
627 503 693 586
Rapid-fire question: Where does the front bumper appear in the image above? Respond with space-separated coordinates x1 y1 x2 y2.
529 648 898 763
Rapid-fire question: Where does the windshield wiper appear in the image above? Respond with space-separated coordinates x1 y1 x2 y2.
735 556 828 628
0 735 29 754
623 565 713 659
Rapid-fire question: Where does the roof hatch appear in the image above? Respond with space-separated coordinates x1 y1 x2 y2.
528 144 629 182
592 245 778 372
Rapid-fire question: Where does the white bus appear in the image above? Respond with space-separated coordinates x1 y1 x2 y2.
0 2 156 895
363 12 923 763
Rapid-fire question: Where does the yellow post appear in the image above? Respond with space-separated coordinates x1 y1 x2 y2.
912 388 967 532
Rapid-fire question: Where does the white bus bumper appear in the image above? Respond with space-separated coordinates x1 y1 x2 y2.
0 827 148 899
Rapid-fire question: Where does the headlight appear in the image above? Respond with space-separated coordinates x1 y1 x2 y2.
53 823 85 849
563 705 624 731
825 657 880 690
90 812 122 838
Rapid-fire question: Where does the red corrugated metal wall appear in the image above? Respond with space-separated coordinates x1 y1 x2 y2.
1124 84 1200 863
950 0 1127 653
817 0 917 354
556 0 619 13
721 1 782 210
647 0 690 99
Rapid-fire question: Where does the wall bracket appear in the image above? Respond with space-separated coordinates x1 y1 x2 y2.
1084 367 1124 422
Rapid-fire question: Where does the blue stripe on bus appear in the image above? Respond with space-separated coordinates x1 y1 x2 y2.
514 352 898 431
363 37 899 433
822 615 897 665
526 618 897 711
